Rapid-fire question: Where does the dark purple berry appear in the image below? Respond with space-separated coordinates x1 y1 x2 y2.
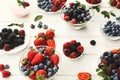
90 40 96 46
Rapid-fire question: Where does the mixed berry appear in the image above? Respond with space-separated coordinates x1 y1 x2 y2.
102 21 120 37
20 46 60 80
0 28 25 51
34 29 55 48
97 49 120 80
63 1 92 25
63 40 84 59
37 0 67 12
86 0 101 4
109 0 120 9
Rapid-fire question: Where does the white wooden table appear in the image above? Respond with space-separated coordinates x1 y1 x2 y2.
0 0 120 80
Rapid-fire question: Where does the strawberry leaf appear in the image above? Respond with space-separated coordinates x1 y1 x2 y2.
8 23 24 28
34 15 43 22
101 11 110 19
110 12 116 17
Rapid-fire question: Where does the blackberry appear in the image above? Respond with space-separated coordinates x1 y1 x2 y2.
14 29 18 35
0 43 4 49
2 28 7 32
69 45 77 51
19 36 25 40
2 32 9 39
10 44 15 49
90 40 96 46
75 42 81 47
7 28 12 33
0 32 2 37
103 52 109 56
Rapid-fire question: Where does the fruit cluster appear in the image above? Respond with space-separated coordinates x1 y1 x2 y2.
97 49 120 80
109 0 120 9
20 46 60 80
37 0 67 12
63 40 84 59
0 28 25 51
63 2 91 24
86 0 101 4
17 0 30 8
102 20 120 37
0 64 11 78
77 72 91 80
34 29 55 48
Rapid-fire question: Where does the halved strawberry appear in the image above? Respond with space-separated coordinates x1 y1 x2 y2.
46 39 56 48
27 50 38 61
77 72 91 80
2 70 11 78
50 54 59 65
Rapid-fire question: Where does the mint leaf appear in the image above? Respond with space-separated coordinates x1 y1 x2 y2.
91 6 100 12
101 11 110 19
34 15 43 22
8 23 24 28
110 12 116 17
17 0 22 4
96 68 100 72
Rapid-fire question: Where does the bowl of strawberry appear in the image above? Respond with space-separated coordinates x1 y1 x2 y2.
96 49 120 80
19 46 61 80
37 0 67 14
61 1 92 29
63 40 84 60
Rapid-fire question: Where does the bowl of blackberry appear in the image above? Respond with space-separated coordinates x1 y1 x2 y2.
19 46 61 80
96 49 120 80
63 40 84 60
101 18 120 40
0 27 30 54
60 1 92 29
37 0 67 14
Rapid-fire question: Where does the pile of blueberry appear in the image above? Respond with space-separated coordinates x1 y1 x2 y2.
37 0 67 12
0 28 25 51
63 2 92 24
97 49 120 80
102 21 120 37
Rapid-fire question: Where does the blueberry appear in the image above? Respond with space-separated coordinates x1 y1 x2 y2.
2 28 7 32
104 56 108 60
21 66 26 72
44 56 50 60
39 63 44 69
107 21 112 25
47 68 53 72
46 60 51 66
30 24 35 29
48 72 53 78
113 54 119 59
38 24 42 28
38 47 45 53
90 40 96 46
108 51 113 57
114 73 118 77
100 55 104 59
103 52 109 56
44 65 48 70
53 66 59 73
23 70 30 76
4 64 10 69
43 25 48 29
33 65 39 71
113 77 119 80
110 75 114 79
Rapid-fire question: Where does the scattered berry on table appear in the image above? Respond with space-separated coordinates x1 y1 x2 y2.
2 70 11 78
0 64 5 71
30 24 35 29
4 64 10 69
90 40 96 46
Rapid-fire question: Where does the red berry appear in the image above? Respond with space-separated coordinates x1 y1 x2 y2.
2 70 11 78
64 16 70 21
18 30 25 36
36 70 47 78
38 32 46 38
101 59 108 65
51 6 57 12
69 52 77 58
46 29 55 39
109 0 117 6
23 2 30 7
77 46 84 53
0 64 5 71
50 54 59 65
63 48 71 56
3 44 10 51
69 2 75 6
71 18 77 24
34 38 46 46
70 40 77 46
63 42 71 48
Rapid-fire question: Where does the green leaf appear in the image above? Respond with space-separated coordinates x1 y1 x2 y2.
17 0 22 4
96 68 100 72
75 0 86 8
8 23 24 28
101 11 110 19
34 15 43 22
91 6 100 12
110 12 116 17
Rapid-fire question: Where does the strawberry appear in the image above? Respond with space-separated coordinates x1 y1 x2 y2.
64 16 70 21
27 50 38 61
112 49 119 54
45 47 55 56
77 72 91 80
51 6 57 12
109 0 117 6
2 70 11 78
23 2 30 7
0 64 5 71
3 44 10 51
46 39 56 48
50 54 59 65
69 52 77 58
37 32 46 38
31 53 44 65
77 46 84 53
71 18 77 24
18 30 25 36
69 2 75 6
36 70 47 78
34 38 46 46
70 40 77 46
116 2 120 9
63 42 71 48
46 29 55 39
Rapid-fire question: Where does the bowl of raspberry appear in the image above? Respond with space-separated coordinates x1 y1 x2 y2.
19 46 61 80
37 0 67 14
60 1 92 29
63 40 84 60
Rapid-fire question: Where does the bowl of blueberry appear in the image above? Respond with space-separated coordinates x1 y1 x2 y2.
19 46 61 80
101 18 120 40
37 0 67 14
60 1 92 29
63 40 84 60
96 49 120 80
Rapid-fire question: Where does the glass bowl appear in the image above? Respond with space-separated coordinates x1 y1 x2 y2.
19 45 62 80
60 2 92 29
37 0 67 14
100 20 120 40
